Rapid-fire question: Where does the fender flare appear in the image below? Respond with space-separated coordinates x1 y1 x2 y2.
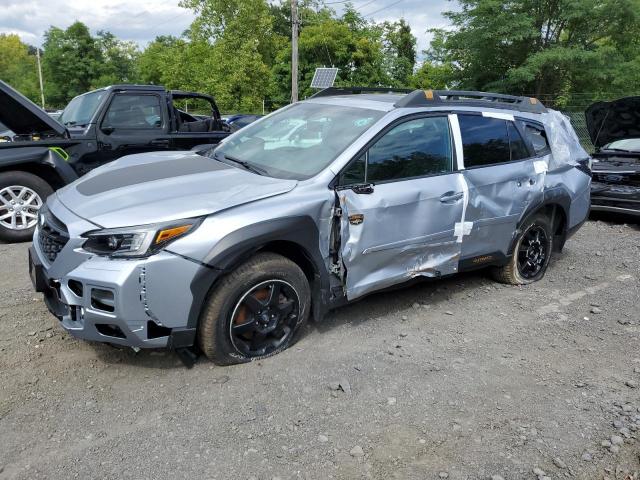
185 216 330 329
0 146 79 184
507 186 572 256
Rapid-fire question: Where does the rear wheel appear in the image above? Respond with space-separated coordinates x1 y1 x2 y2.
492 214 553 285
0 172 53 243
198 253 310 365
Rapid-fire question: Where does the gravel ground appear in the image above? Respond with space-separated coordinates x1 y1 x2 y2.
1 216 639 480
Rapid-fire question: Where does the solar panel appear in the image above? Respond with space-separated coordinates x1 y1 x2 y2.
310 68 338 89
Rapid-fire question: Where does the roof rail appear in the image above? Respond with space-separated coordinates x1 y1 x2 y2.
395 89 547 113
310 86 414 98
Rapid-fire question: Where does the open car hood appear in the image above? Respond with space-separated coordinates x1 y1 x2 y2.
585 96 640 148
0 80 67 137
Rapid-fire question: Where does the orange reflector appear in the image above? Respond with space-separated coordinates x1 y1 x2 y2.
155 225 191 244
424 89 434 100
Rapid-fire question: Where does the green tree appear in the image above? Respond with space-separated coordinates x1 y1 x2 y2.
428 0 640 106
382 19 417 86
95 31 140 85
179 0 277 111
42 22 104 107
0 34 39 102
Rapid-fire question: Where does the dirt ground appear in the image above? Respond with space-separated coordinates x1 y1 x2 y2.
0 215 639 480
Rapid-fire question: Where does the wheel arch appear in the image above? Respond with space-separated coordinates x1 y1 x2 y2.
0 147 78 188
509 188 571 255
186 216 331 332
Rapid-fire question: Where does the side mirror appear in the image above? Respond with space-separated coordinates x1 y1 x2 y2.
101 126 114 135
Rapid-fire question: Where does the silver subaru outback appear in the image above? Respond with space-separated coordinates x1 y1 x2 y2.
29 88 592 365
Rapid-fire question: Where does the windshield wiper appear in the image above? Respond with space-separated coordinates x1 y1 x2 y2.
214 152 268 176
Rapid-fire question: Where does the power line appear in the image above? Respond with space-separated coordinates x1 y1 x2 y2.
363 0 405 17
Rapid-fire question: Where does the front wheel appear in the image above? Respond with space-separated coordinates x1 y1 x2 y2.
0 172 53 243
198 253 311 365
492 214 553 285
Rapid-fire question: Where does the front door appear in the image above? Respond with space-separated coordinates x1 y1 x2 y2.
95 92 169 166
337 115 465 300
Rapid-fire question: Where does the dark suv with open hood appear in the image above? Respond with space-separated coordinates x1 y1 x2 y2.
586 96 640 217
0 81 230 242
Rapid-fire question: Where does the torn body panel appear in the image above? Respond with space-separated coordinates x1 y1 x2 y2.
338 174 463 300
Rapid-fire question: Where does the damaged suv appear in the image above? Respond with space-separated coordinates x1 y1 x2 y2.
29 88 591 366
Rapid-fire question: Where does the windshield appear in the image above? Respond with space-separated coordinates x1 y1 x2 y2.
212 102 385 179
603 138 640 152
60 90 106 127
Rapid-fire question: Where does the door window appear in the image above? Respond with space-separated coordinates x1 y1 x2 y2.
103 94 162 129
507 122 530 160
340 116 453 184
458 115 510 167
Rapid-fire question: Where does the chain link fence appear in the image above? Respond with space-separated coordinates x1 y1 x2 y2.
561 110 594 153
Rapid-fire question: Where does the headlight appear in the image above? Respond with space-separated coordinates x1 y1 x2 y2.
82 218 202 258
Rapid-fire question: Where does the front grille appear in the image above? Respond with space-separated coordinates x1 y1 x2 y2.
38 211 69 263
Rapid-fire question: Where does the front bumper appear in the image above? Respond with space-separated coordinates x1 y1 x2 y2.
30 241 208 349
590 181 640 216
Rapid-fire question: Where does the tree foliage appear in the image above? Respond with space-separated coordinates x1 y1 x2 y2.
2 0 638 113
428 0 640 107
0 34 39 102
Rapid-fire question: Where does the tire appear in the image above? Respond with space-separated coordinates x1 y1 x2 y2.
491 214 554 285
0 171 53 243
198 252 311 365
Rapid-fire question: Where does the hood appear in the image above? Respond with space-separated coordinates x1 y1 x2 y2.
0 80 67 137
585 96 640 148
56 151 298 228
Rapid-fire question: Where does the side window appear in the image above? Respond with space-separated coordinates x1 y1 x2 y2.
507 121 530 160
340 116 452 185
523 123 551 156
458 115 510 167
103 94 162 129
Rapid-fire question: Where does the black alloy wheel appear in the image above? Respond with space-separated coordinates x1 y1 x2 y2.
229 279 300 357
516 225 549 279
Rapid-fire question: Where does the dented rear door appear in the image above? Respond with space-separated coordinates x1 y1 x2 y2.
336 114 464 300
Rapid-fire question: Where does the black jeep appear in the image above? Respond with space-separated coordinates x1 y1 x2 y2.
0 81 230 241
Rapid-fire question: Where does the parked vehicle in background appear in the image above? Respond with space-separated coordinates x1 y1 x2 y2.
224 114 263 131
0 81 230 241
29 88 591 366
586 96 640 217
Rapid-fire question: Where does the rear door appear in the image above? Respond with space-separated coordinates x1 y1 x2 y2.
337 114 465 300
455 113 541 260
95 92 170 165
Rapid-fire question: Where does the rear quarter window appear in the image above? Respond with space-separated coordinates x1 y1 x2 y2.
523 122 551 156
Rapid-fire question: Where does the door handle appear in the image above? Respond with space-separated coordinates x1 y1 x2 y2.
439 191 463 203
150 139 170 147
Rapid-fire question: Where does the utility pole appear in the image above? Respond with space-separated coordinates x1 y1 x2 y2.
35 48 45 109
291 0 299 103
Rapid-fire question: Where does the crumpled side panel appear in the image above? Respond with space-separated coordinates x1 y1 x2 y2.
338 175 463 300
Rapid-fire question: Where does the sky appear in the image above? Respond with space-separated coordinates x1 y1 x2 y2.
0 0 454 53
